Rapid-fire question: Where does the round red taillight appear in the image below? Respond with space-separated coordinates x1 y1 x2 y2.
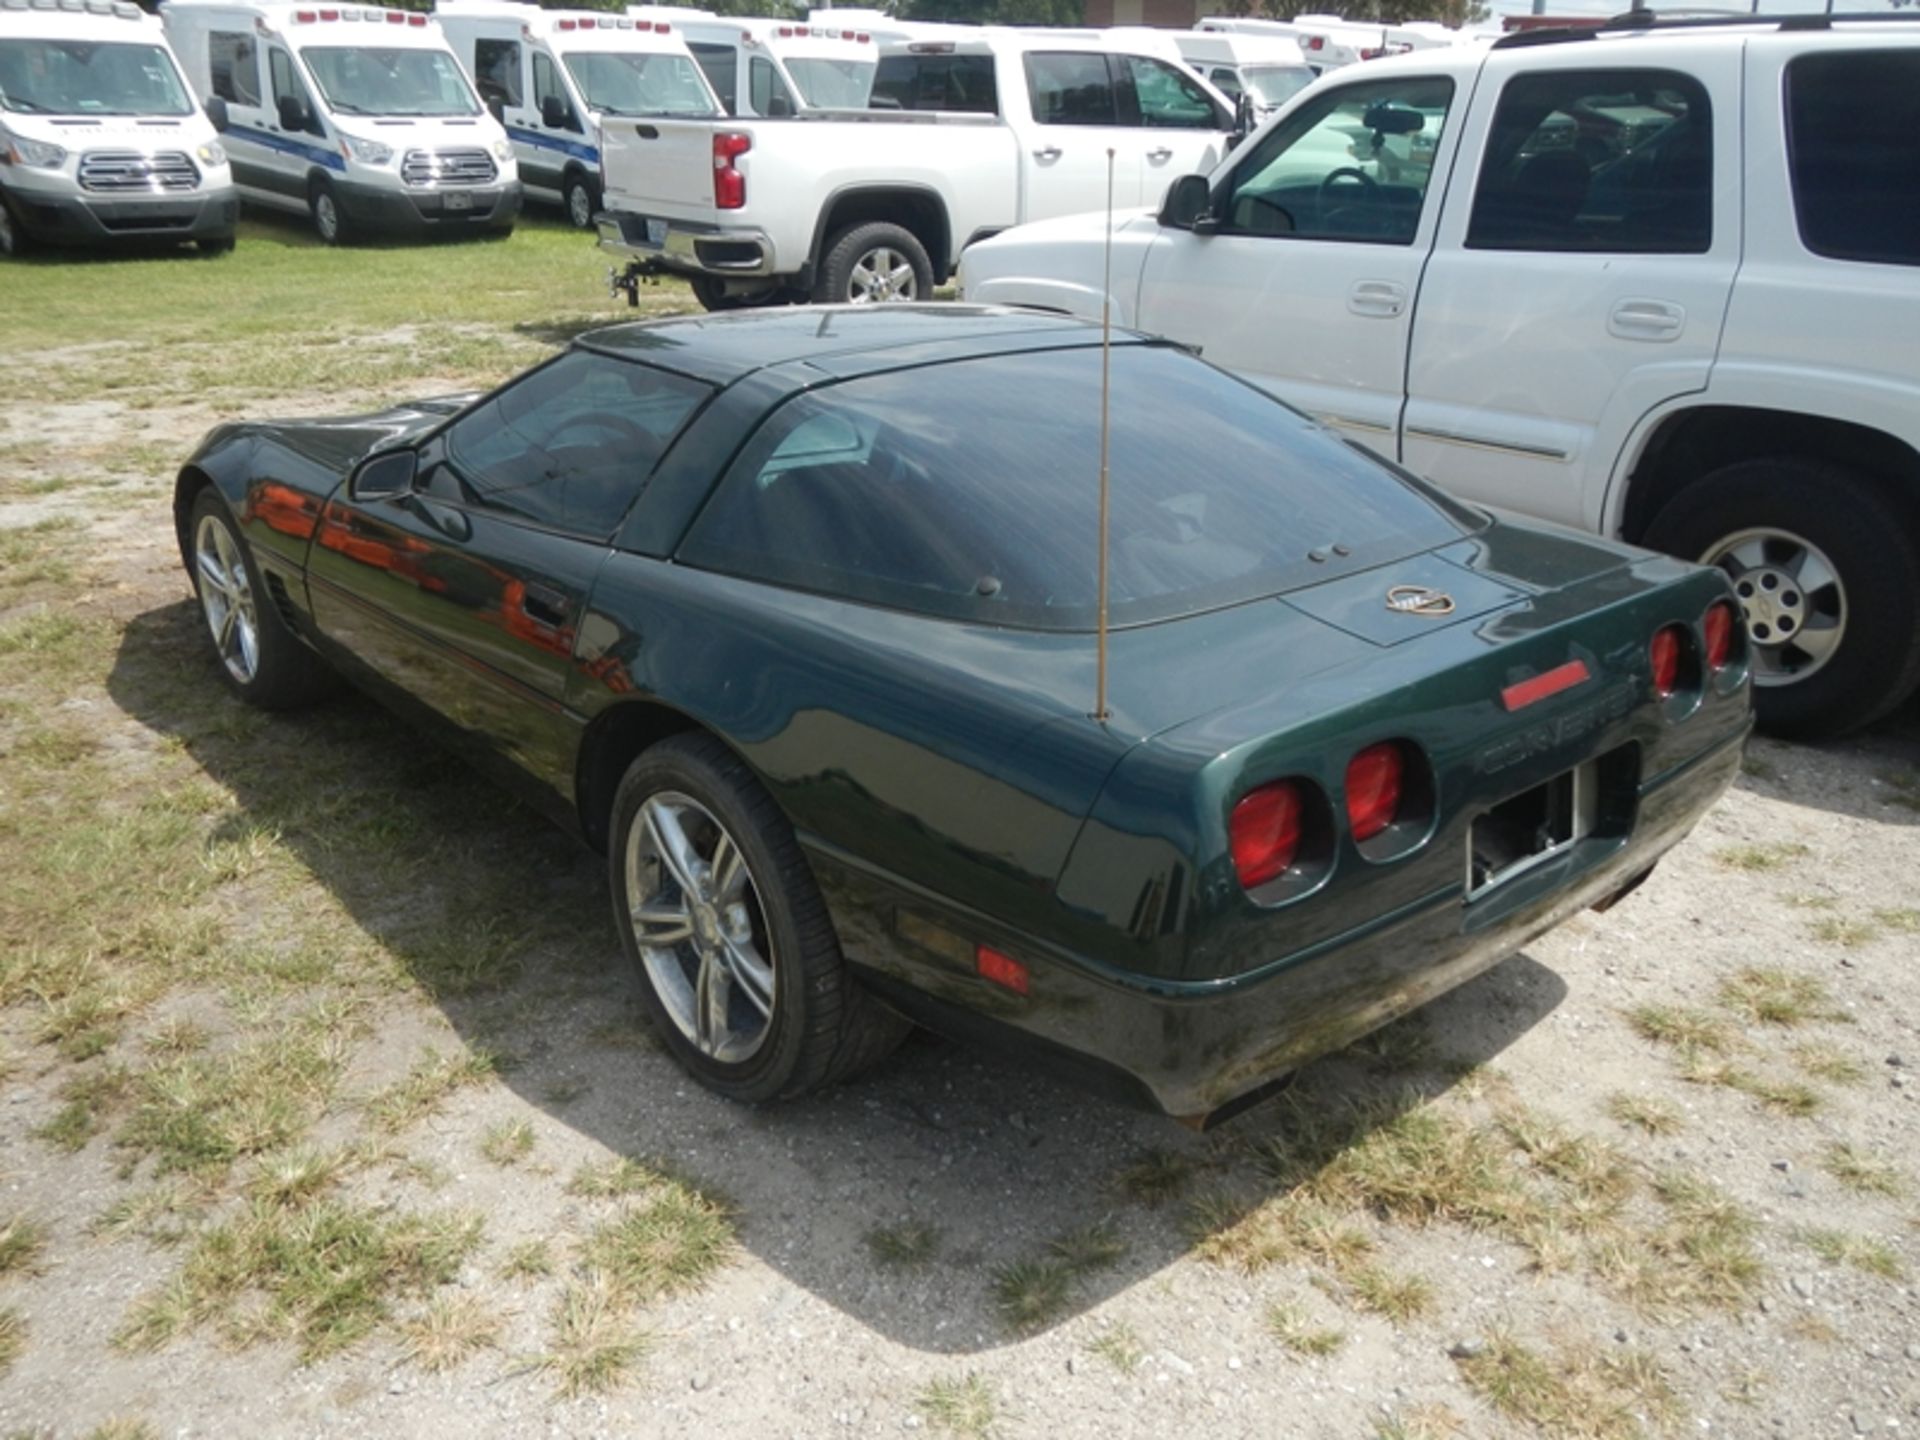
1703 601 1735 670
1231 780 1304 890
1345 741 1404 843
1650 625 1685 697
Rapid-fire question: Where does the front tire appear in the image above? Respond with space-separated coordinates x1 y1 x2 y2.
609 734 907 1103
1641 458 1920 738
812 221 933 305
188 489 336 710
563 169 598 231
0 194 33 257
309 178 350 246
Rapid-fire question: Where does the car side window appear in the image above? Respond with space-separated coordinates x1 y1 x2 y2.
870 53 998 114
532 51 572 123
1786 50 1920 268
1217 76 1453 244
689 43 737 115
1209 66 1243 102
1466 69 1711 254
474 38 522 110
1025 51 1116 127
747 55 793 116
1121 55 1219 130
433 351 711 539
268 47 321 135
209 30 261 107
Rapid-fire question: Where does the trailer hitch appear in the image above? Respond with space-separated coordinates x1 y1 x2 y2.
608 260 664 309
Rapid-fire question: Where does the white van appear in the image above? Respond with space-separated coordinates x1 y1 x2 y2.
437 0 717 228
630 8 877 115
1173 30 1312 122
0 0 236 256
162 0 519 243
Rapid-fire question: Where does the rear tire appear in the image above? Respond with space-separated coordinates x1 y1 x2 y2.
187 489 336 710
563 169 598 230
811 221 932 305
309 178 350 246
0 195 33 257
1641 458 1920 738
609 733 908 1103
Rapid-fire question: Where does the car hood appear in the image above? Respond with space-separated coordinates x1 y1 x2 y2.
959 208 1162 310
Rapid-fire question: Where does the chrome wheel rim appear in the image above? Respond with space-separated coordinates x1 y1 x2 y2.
314 193 338 242
846 246 917 303
567 182 593 228
1700 526 1845 687
194 513 260 684
625 792 776 1063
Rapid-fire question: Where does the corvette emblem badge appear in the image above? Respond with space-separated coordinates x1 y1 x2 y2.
1385 584 1456 616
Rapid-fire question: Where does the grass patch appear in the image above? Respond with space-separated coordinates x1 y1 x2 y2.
990 1258 1075 1333
500 1238 555 1282
1789 1043 1865 1086
84 1421 159 1440
533 1271 649 1398
400 1293 504 1373
364 1046 496 1133
1342 1265 1435 1322
578 1183 737 1304
479 1119 535 1168
919 1373 995 1439
1048 1220 1127 1275
1605 1094 1683 1137
1797 1227 1905 1280
1264 1300 1344 1356
1376 1405 1469 1440
1114 1147 1197 1207
1455 1332 1681 1440
865 1219 940 1269
1595 1172 1761 1312
1625 1005 1735 1057
567 1156 663 1199
1715 966 1833 1026
1807 916 1879 948
0 1305 21 1373
1712 842 1809 872
1874 907 1920 934
0 1216 46 1277
1820 1142 1904 1197
34 1064 133 1153
1087 1322 1145 1374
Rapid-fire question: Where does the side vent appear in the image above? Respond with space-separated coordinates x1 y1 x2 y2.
264 572 304 634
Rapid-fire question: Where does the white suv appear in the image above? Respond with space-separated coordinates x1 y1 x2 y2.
961 16 1920 739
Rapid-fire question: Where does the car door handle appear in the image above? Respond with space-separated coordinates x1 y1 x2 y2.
634 124 659 140
521 583 571 627
1032 145 1062 161
1146 146 1174 162
1347 280 1406 318
1609 298 1686 341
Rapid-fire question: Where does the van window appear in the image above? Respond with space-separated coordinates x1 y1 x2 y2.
1786 51 1920 268
1467 69 1710 254
747 55 793 115
689 41 737 114
303 46 478 119
566 51 717 117
1121 55 1218 129
870 52 997 114
532 50 574 126
1025 51 1115 126
473 38 522 109
268 46 322 134
209 30 261 107
0 39 194 117
1208 66 1243 102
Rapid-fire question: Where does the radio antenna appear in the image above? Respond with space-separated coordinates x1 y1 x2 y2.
1094 145 1115 726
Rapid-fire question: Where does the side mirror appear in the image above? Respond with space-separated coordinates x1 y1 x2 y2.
766 93 793 118
1158 173 1216 233
276 93 305 131
205 95 230 133
540 93 576 131
350 449 417 501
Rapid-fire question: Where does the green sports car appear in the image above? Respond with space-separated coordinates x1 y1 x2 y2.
174 305 1751 1124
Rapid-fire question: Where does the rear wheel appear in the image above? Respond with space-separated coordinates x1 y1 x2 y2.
1641 458 1920 738
563 169 598 230
0 195 32 257
812 221 932 305
188 489 336 710
609 734 907 1103
309 178 350 246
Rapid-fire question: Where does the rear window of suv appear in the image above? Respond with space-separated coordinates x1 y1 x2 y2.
1786 50 1920 267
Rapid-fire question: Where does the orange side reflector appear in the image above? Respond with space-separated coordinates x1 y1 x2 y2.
975 945 1030 996
1501 659 1592 712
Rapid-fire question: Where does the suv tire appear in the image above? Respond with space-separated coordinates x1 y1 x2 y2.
1642 458 1920 739
309 177 351 246
813 221 932 305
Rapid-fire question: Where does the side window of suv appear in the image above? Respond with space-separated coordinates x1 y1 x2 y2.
1025 51 1116 126
1217 77 1454 244
1786 51 1920 267
1467 69 1711 254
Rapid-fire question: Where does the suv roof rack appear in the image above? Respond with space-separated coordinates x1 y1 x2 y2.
1492 9 1920 48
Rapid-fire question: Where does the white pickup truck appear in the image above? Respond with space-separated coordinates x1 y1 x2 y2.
596 27 1236 309
961 16 1920 739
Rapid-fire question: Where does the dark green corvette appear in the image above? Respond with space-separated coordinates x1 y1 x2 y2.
173 305 1750 1123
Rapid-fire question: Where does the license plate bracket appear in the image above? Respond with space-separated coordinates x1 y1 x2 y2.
443 191 474 213
1467 761 1597 898
645 216 668 246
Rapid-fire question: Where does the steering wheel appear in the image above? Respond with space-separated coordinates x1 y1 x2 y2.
1318 166 1379 204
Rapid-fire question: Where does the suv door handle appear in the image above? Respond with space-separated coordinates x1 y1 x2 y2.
1032 145 1062 161
1609 298 1685 341
1347 280 1406 318
1146 146 1174 162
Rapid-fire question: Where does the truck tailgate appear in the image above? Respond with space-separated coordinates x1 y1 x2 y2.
600 117 717 215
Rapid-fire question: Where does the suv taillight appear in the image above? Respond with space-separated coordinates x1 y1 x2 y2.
1231 780 1304 890
713 132 750 210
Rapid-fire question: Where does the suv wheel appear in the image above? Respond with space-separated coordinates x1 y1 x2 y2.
813 222 932 305
1642 458 1920 738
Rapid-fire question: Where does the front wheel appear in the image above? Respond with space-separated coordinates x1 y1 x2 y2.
563 170 598 231
309 178 350 246
812 221 933 305
188 489 336 710
609 734 907 1103
1641 458 1920 738
0 195 32 257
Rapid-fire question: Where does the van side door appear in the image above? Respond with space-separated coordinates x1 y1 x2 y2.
262 44 336 202
204 27 274 198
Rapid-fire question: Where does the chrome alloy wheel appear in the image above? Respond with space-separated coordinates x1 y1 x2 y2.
1700 527 1846 687
314 191 340 243
846 245 918 303
567 180 594 229
625 792 776 1063
194 513 261 684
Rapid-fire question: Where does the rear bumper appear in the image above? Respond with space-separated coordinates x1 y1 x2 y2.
335 180 522 235
595 208 775 277
1 183 238 245
823 721 1747 1120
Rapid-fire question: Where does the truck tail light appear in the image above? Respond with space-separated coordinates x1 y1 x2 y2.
975 944 1029 996
1703 601 1736 670
1345 741 1405 842
713 131 749 210
1650 625 1685 697
1231 780 1305 890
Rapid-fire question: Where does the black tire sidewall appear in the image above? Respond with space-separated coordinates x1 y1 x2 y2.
310 180 345 246
814 221 933 304
1642 458 1920 738
608 736 832 1103
187 489 330 710
563 171 597 230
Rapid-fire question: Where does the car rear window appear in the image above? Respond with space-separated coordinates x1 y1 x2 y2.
677 345 1477 630
1786 50 1920 268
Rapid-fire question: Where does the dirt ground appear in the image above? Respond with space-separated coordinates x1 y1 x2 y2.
2 260 1918 1440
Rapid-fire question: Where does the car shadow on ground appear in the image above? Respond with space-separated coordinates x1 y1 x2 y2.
108 596 1570 1355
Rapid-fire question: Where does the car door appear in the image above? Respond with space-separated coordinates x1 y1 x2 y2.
531 50 586 160
204 27 274 198
1017 50 1140 221
305 350 714 790
263 44 334 203
1115 53 1229 208
1134 71 1463 454
1402 54 1739 528
474 35 541 190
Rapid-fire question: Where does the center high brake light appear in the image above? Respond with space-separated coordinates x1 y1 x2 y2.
712 132 750 210
1345 741 1404 842
1231 781 1304 890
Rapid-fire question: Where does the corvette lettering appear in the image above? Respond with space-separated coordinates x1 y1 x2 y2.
1475 682 1636 774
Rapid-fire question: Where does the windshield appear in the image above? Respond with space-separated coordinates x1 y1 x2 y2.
1244 64 1314 107
300 46 477 117
563 51 716 117
0 39 193 117
681 345 1476 630
783 56 874 109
